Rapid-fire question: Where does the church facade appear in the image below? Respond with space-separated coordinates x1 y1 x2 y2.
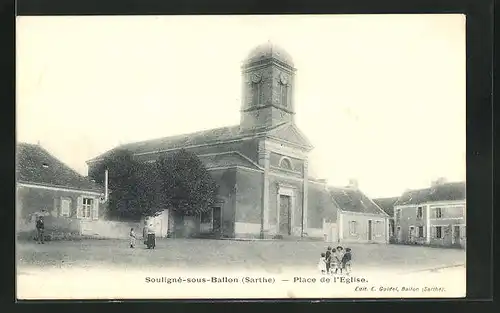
87 43 389 241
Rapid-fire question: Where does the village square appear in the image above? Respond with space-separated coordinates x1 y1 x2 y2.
16 41 466 283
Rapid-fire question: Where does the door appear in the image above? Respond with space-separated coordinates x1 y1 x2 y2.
453 225 460 244
279 195 291 235
368 220 373 241
397 226 402 242
212 207 222 236
409 227 415 242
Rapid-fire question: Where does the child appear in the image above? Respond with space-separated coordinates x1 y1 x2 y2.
342 248 352 275
333 246 345 274
325 246 333 274
317 253 327 274
129 228 136 248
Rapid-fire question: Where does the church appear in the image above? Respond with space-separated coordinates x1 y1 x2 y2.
87 42 390 242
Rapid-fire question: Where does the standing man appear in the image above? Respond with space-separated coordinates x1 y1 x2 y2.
36 216 45 244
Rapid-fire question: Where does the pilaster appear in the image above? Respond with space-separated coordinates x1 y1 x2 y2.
302 159 309 236
258 141 271 236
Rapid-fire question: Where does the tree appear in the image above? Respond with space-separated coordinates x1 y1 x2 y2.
156 149 218 216
97 149 163 220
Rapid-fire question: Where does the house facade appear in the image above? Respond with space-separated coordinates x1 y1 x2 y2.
16 143 105 240
86 43 386 242
393 180 466 248
331 183 390 244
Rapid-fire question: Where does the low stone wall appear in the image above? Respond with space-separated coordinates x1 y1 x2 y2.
80 220 142 239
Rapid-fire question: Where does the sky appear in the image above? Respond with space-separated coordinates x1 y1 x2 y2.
16 14 466 198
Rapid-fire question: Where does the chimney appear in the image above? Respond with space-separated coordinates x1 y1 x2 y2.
348 178 358 189
104 169 109 202
431 177 447 187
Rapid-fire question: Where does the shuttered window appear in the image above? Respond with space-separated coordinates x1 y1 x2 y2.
77 196 83 218
77 196 96 219
60 198 71 217
349 221 357 235
92 198 99 220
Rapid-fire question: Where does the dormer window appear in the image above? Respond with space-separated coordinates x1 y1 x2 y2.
42 163 49 168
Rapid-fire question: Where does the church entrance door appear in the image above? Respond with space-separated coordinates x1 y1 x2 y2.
279 195 292 235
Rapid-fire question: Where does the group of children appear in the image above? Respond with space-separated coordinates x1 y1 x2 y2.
318 246 352 275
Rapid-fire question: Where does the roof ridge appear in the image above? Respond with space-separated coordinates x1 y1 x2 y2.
121 124 241 148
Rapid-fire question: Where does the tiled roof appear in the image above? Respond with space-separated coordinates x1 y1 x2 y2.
373 197 399 216
17 143 103 192
394 182 466 206
199 152 262 171
87 122 301 163
328 187 388 216
89 125 242 162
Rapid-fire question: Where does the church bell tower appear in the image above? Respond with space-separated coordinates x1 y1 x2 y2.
240 42 297 130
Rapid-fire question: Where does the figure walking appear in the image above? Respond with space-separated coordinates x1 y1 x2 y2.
36 216 45 244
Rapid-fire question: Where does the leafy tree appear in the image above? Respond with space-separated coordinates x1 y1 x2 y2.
156 149 218 216
96 149 163 220
135 161 163 218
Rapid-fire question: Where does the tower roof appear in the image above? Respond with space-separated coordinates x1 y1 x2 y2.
243 41 294 67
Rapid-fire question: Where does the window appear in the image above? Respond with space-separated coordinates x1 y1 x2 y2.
60 198 71 217
435 207 442 218
252 82 262 106
280 83 289 107
416 207 423 220
82 198 93 219
435 226 443 239
418 226 424 238
395 209 401 221
349 221 357 235
279 157 293 170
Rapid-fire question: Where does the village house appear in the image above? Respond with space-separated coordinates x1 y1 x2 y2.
330 180 390 244
373 196 399 241
393 179 466 248
87 42 389 242
16 143 105 240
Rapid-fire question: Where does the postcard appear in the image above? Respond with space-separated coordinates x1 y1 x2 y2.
16 14 466 299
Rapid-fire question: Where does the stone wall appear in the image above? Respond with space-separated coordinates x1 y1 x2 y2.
234 168 263 237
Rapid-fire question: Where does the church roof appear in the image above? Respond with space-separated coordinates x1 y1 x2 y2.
393 182 466 206
88 122 312 164
244 41 294 67
89 125 243 163
199 152 262 171
328 186 389 217
17 142 103 193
